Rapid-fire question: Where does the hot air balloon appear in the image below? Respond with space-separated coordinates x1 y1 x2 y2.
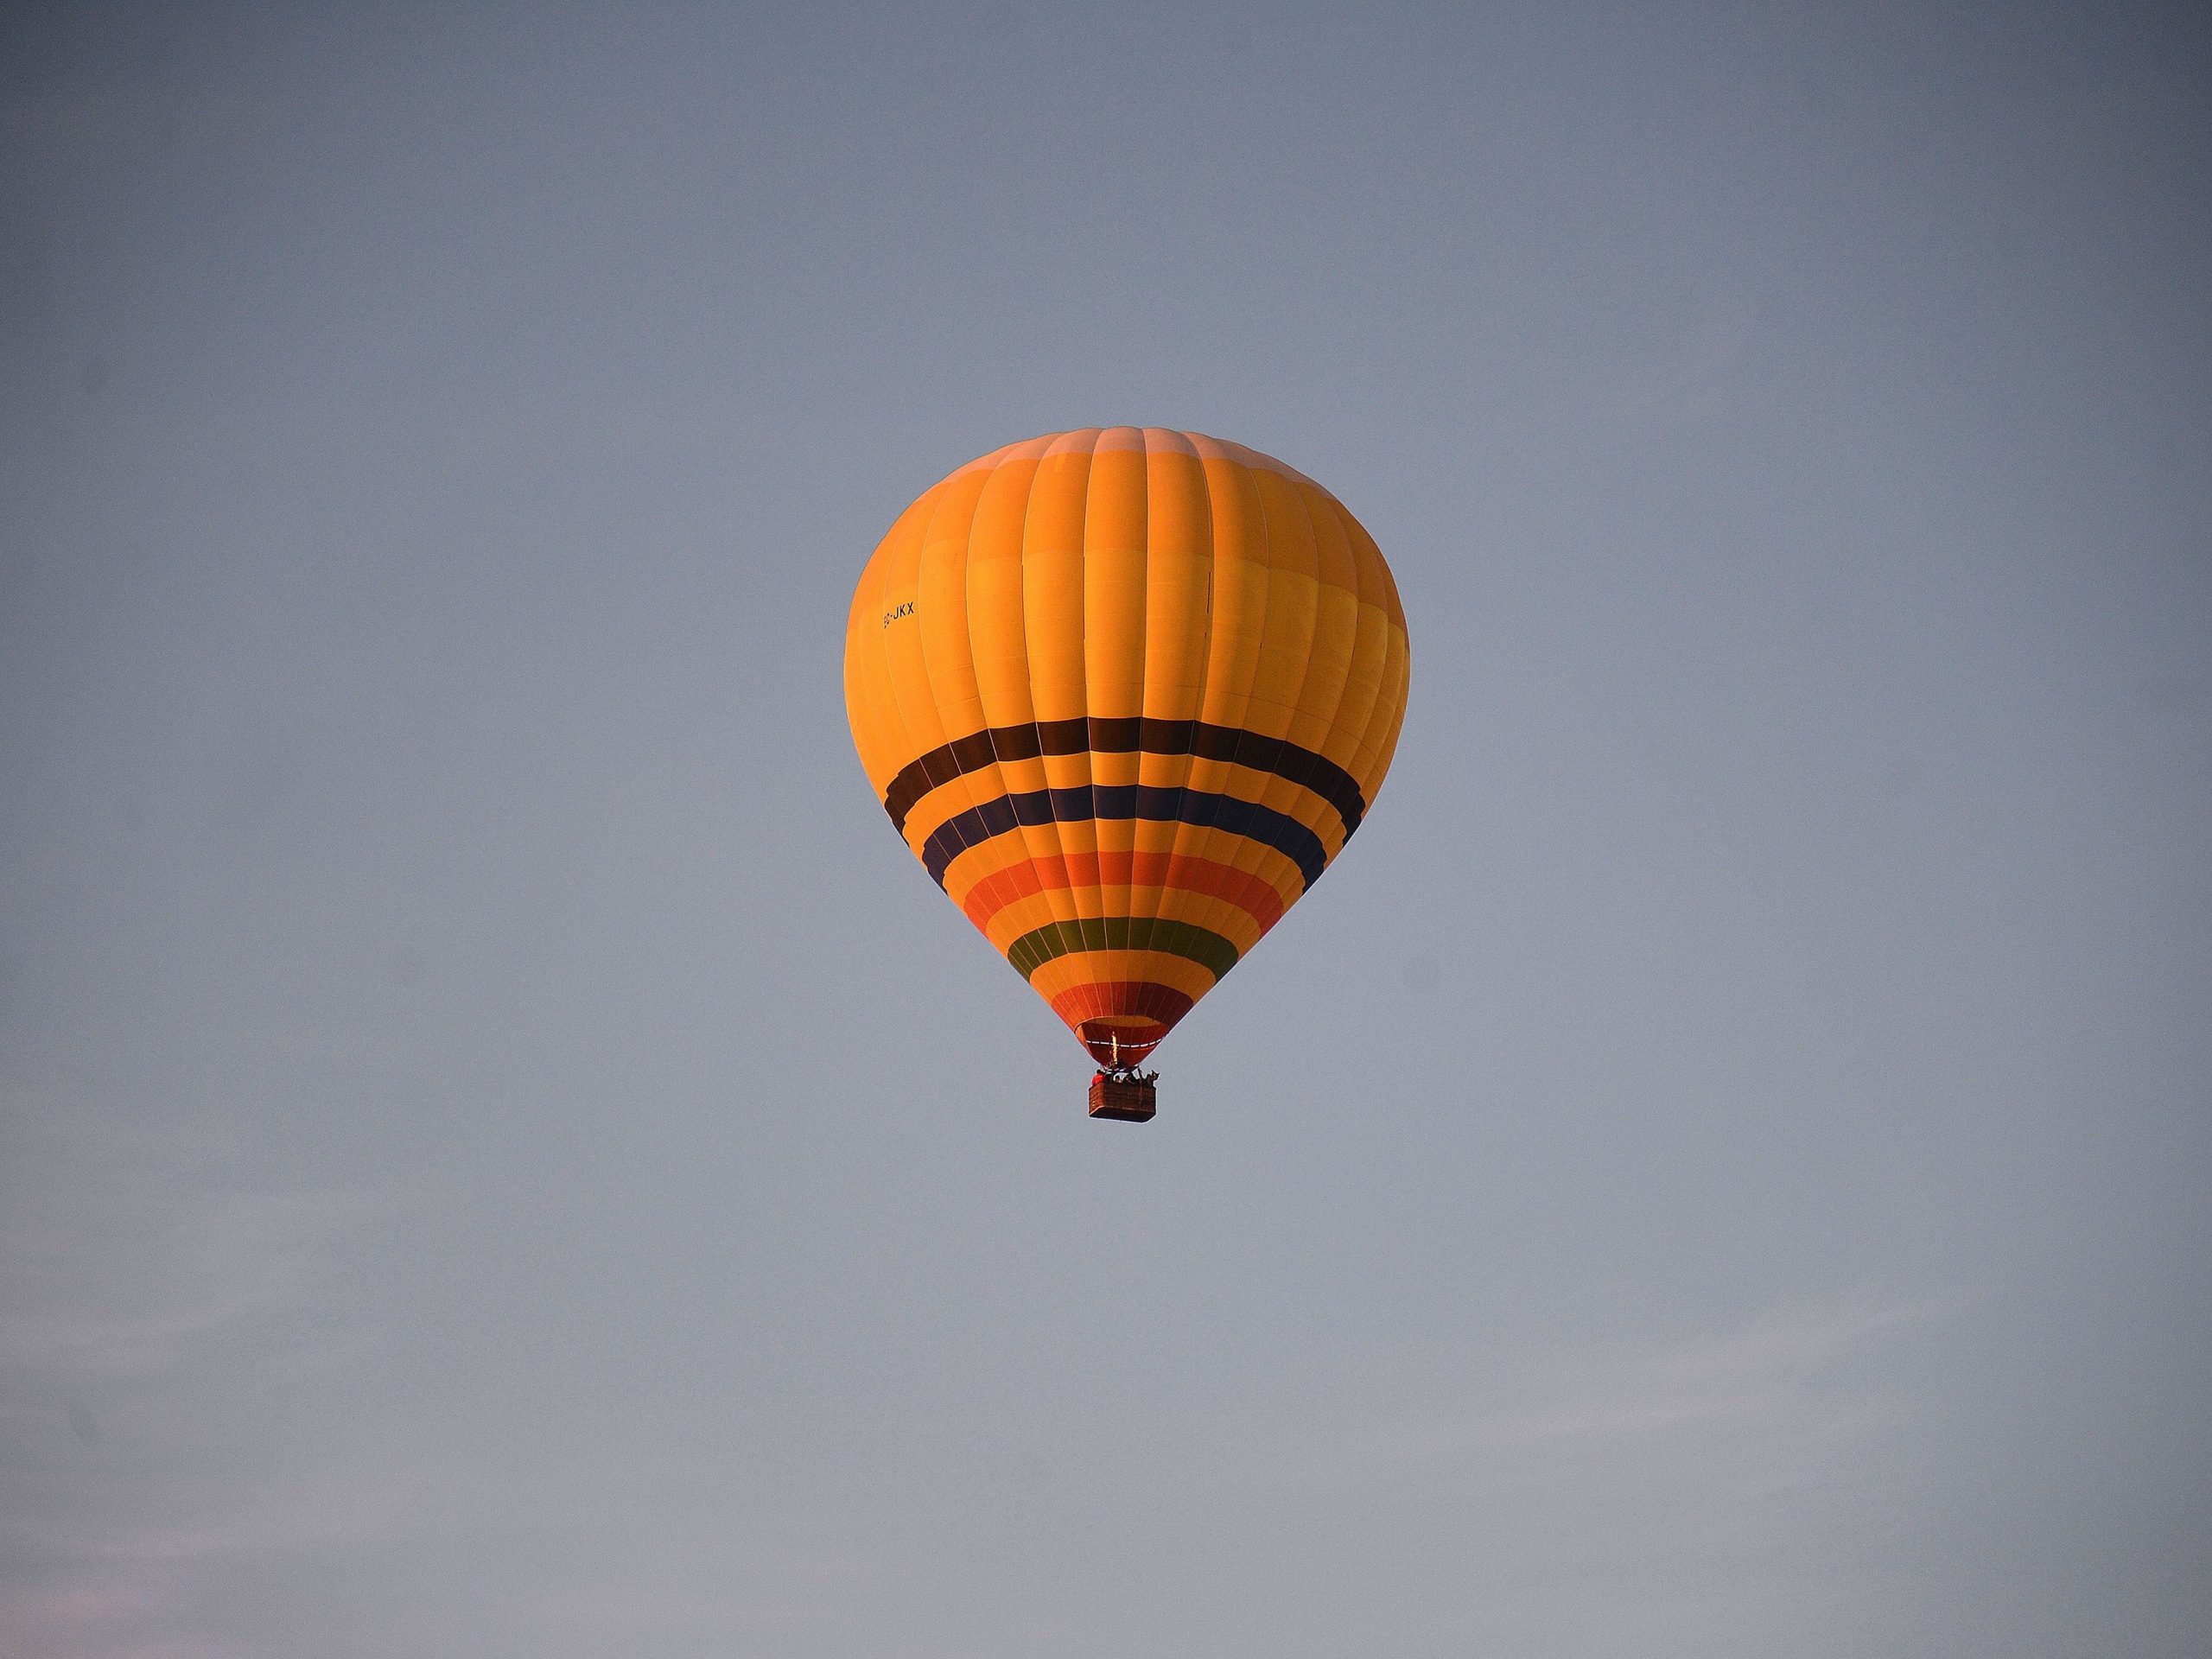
842 428 1409 1120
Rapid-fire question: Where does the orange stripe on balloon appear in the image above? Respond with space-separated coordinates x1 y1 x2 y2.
961 850 1286 936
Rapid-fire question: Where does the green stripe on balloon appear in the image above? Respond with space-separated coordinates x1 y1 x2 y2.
1004 916 1241 982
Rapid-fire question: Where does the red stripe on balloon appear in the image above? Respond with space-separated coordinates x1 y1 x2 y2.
961 850 1286 937
1047 982 1196 1065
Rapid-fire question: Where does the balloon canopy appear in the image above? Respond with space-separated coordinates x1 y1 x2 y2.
843 428 1409 1084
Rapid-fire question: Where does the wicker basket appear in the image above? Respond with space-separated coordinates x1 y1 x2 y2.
1087 1074 1158 1122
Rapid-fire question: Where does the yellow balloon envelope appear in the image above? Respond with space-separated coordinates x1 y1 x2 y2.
843 428 1409 1110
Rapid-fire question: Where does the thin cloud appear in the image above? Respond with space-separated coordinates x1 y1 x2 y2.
1611 311 1758 428
0 1121 371 1380
1131 1294 1948 1656
0 1116 379 1659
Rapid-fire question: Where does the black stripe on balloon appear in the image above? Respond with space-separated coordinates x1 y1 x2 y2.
882 717 1366 841
919 785 1330 891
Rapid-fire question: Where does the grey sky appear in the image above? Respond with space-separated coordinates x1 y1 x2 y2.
3 3 2207 1655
